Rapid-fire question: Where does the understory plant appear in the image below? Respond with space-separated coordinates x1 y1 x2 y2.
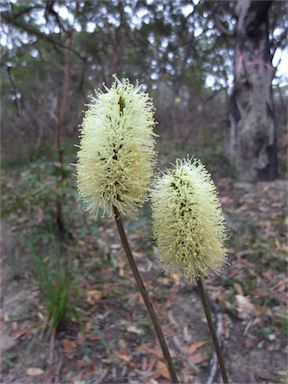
30 236 76 362
151 158 228 383
77 76 178 382
34 247 75 330
27 234 76 328
76 76 228 383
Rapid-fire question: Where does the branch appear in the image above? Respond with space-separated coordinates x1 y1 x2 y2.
44 0 67 33
6 66 22 115
204 296 226 384
2 11 60 46
1 11 87 63
10 5 40 19
244 1 272 33
215 16 235 37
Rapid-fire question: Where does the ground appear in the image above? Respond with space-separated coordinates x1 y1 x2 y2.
0 156 287 384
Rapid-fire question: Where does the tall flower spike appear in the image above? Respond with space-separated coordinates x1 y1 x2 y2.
77 77 156 218
151 158 226 282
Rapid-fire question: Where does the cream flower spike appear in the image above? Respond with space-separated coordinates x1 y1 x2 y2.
151 158 227 282
77 76 156 218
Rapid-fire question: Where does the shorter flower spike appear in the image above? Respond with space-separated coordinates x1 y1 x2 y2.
151 158 226 282
77 77 156 218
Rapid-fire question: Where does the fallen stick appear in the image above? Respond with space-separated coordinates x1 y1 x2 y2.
204 298 225 384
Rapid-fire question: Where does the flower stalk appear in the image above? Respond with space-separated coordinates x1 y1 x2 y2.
113 206 178 383
196 277 228 383
151 158 229 381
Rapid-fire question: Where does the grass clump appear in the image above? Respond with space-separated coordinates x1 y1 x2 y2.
30 239 76 331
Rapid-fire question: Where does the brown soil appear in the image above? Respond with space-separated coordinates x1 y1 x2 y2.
1 179 287 384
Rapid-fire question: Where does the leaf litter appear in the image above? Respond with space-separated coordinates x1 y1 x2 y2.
1 171 287 383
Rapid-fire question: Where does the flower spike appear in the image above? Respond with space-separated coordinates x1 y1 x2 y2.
151 158 227 282
77 77 156 218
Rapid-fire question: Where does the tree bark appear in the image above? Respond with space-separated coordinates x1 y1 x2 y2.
228 0 278 181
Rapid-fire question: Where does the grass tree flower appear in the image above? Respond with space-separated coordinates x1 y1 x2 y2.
76 77 178 382
76 77 156 218
151 158 226 282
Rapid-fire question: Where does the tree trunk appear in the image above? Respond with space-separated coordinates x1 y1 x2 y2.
228 0 278 181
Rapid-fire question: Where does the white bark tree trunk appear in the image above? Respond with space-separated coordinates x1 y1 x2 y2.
228 0 278 181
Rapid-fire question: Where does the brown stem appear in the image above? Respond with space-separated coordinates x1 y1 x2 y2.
55 34 71 182
56 199 65 236
113 206 178 383
54 35 72 236
196 278 228 384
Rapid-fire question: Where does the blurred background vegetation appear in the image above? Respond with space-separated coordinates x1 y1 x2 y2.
1 0 287 174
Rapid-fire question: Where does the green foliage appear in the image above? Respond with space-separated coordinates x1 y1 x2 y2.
194 152 236 179
2 353 18 374
1 156 81 331
2 0 286 179
276 314 288 337
271 252 288 272
1 157 77 229
1 179 27 218
29 238 76 330
256 295 279 308
243 279 257 296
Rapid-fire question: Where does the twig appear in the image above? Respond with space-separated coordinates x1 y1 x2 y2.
1 11 86 63
205 302 224 384
95 368 108 384
113 206 178 383
168 311 200 374
4 315 38 323
205 353 218 384
49 326 56 366
53 338 64 384
197 278 228 384
172 334 200 374
55 34 71 237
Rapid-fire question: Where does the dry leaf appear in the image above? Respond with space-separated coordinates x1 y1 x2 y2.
87 334 100 341
275 238 288 253
262 269 273 281
141 356 148 371
244 339 254 349
273 280 287 292
163 325 175 337
183 326 192 343
127 292 142 303
62 339 77 358
235 294 257 319
84 321 93 333
13 326 33 340
133 251 145 258
127 325 143 334
102 282 116 291
86 290 102 304
26 368 44 376
187 341 205 355
71 364 97 381
114 351 137 368
153 360 170 380
222 314 230 338
234 282 244 295
191 352 207 364
171 272 180 285
138 343 163 359
115 352 130 363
